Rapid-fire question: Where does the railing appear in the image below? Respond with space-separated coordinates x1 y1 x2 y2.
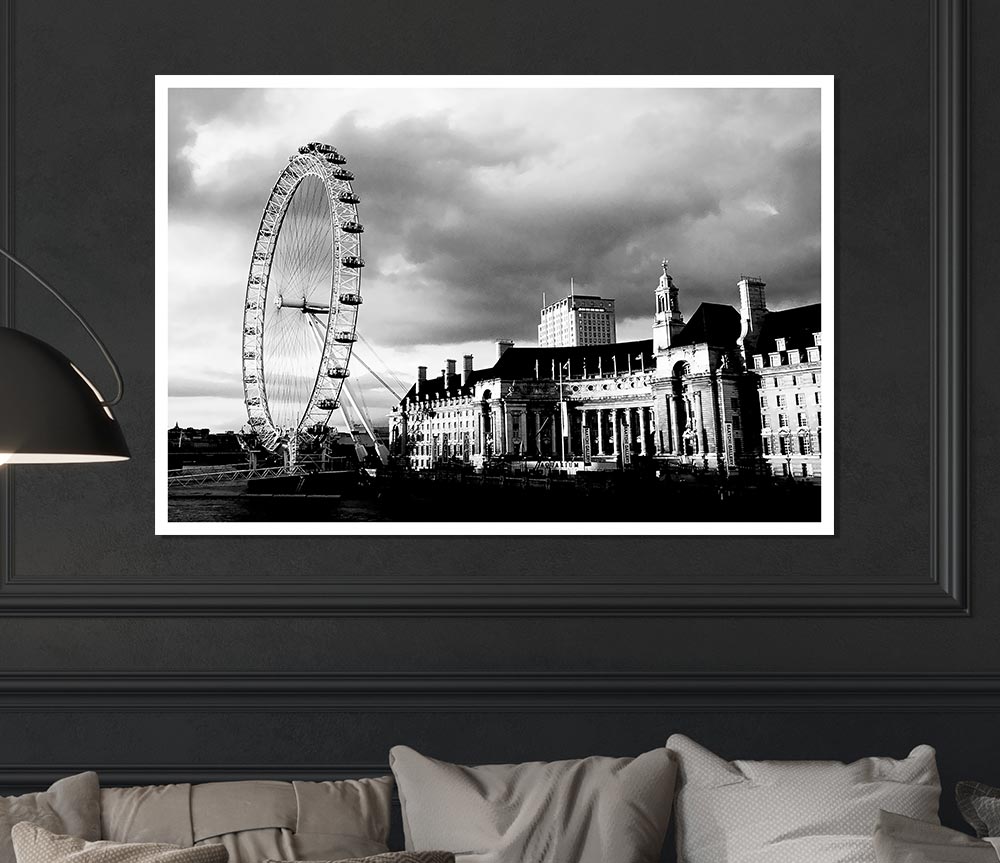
167 465 304 488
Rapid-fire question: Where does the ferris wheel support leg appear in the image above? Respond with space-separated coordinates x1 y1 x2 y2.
342 381 378 449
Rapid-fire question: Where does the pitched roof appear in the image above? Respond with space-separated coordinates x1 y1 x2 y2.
671 302 742 348
400 339 654 404
755 303 822 354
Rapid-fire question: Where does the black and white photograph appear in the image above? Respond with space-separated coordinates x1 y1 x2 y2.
156 76 834 534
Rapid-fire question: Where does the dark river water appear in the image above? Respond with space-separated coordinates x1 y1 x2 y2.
167 478 822 524
168 496 391 523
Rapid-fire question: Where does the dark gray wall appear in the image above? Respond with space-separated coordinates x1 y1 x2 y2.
0 0 998 857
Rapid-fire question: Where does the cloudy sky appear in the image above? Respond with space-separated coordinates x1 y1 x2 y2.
167 85 822 432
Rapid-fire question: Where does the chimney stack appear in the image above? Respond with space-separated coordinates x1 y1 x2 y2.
416 365 427 396
462 354 473 386
496 339 514 360
446 359 457 380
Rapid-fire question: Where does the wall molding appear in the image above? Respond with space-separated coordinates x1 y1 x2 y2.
1 670 999 711
0 0 971 616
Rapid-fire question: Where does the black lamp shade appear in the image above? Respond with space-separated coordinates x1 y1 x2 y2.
0 326 129 463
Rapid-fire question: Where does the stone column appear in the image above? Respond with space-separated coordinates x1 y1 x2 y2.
640 407 649 455
611 409 620 457
550 410 559 457
532 409 542 455
672 396 684 455
695 391 705 456
565 406 574 458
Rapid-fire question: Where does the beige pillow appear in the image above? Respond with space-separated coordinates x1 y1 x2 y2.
390 745 676 863
873 811 996 863
1 774 101 863
101 778 394 863
667 734 941 863
10 823 228 863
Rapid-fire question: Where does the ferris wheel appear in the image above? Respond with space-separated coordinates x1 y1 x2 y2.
241 142 364 460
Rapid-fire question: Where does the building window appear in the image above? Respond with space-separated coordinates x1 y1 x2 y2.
779 436 790 455
759 395 767 408
754 355 764 369
769 352 781 367
732 415 741 430
813 332 822 346
730 397 739 412
779 414 789 428
776 395 786 408
771 377 779 388
798 412 807 427
815 391 822 405
795 393 804 406
807 348 820 363
763 438 772 455
787 349 800 364
761 413 768 429
798 435 808 455
775 338 786 352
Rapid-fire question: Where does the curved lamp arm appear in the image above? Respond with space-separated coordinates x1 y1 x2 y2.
0 246 124 407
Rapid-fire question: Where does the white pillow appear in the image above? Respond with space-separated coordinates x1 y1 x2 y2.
873 811 996 863
667 734 940 863
389 745 676 863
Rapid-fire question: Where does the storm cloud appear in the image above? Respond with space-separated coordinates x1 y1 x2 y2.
167 85 822 431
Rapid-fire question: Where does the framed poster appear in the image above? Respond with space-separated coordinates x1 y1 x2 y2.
0 0 968 615
155 75 835 536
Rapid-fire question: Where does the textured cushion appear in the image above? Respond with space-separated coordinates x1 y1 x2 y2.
872 811 997 863
101 779 393 863
389 745 676 863
10 823 227 863
957 780 1000 839
265 855 454 863
667 734 941 863
1 774 101 863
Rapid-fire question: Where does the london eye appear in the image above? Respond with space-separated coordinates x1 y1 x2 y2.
241 142 366 463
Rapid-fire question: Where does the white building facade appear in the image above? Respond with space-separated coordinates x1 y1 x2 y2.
390 263 821 481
